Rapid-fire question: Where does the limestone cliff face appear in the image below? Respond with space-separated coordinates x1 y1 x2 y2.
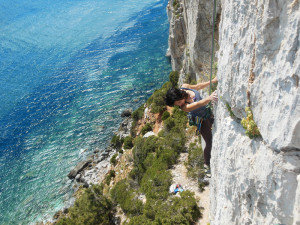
168 0 300 224
167 0 221 84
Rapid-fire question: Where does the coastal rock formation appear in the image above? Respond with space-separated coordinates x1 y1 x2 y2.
67 117 132 188
168 0 300 224
167 0 221 84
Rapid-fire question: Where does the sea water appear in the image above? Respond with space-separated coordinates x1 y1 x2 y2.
0 0 171 223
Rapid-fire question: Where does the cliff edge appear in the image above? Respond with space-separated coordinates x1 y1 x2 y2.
168 0 300 224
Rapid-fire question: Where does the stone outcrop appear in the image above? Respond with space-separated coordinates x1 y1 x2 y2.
167 0 221 84
168 0 300 224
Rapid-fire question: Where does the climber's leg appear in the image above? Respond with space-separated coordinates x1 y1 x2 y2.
200 119 212 167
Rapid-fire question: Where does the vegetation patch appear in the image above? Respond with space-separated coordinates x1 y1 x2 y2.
110 153 118 166
105 170 116 185
140 123 152 135
56 185 113 225
241 107 261 139
129 191 201 224
169 71 180 88
111 180 143 216
111 135 123 149
162 110 170 121
124 136 134 149
147 81 172 114
186 142 207 191
131 105 145 136
57 78 201 225
225 102 235 118
173 0 180 11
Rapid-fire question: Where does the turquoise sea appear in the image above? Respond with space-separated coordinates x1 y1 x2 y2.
0 0 171 223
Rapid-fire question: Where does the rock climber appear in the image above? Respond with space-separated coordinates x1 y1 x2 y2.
165 77 218 173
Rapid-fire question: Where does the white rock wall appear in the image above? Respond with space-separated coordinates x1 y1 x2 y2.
167 0 221 84
211 0 300 224
167 0 300 224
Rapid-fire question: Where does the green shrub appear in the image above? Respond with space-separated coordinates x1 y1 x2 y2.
172 0 180 11
161 111 170 121
109 170 116 178
110 153 118 166
141 123 152 135
118 149 124 154
105 170 116 185
169 71 179 87
186 142 206 191
241 107 261 139
124 136 134 149
111 135 123 149
132 105 145 122
56 185 113 225
131 105 145 137
111 180 143 216
150 90 167 113
172 106 188 128
131 191 201 224
140 160 172 200
147 82 172 114
164 117 176 131
133 136 159 168
157 148 178 168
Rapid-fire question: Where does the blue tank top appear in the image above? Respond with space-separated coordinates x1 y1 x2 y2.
180 88 207 118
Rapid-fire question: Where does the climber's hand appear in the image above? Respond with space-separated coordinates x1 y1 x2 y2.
212 77 218 83
210 90 218 102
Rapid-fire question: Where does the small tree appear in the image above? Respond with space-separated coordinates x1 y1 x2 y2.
56 185 113 225
124 136 134 149
169 71 179 87
162 111 170 121
110 153 118 166
141 123 152 135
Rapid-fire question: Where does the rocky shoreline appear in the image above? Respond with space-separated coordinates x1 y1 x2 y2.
69 110 133 189
44 110 133 224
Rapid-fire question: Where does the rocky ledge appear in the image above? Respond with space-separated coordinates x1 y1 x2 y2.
67 110 132 191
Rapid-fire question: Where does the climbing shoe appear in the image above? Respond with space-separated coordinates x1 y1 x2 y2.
204 165 211 178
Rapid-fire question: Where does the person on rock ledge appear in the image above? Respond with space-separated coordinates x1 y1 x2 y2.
165 77 218 173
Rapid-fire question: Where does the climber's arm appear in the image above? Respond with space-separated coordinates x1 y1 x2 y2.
181 91 218 112
181 77 218 90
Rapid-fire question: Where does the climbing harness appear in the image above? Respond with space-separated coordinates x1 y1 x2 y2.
188 106 212 135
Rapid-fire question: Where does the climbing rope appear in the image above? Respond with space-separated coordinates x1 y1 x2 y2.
209 0 217 96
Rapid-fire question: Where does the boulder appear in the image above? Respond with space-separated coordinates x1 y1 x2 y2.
121 109 132 117
67 159 93 179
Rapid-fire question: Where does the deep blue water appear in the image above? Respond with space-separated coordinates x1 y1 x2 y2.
0 0 171 223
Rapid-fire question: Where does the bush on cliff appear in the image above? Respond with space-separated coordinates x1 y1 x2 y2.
141 123 152 135
169 71 180 87
129 191 201 224
162 110 170 120
110 179 143 216
110 153 118 166
56 185 113 225
140 159 172 200
131 105 145 137
147 82 172 114
105 170 116 185
186 142 206 191
131 136 159 182
241 107 261 139
124 136 134 149
132 105 145 122
111 135 123 149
